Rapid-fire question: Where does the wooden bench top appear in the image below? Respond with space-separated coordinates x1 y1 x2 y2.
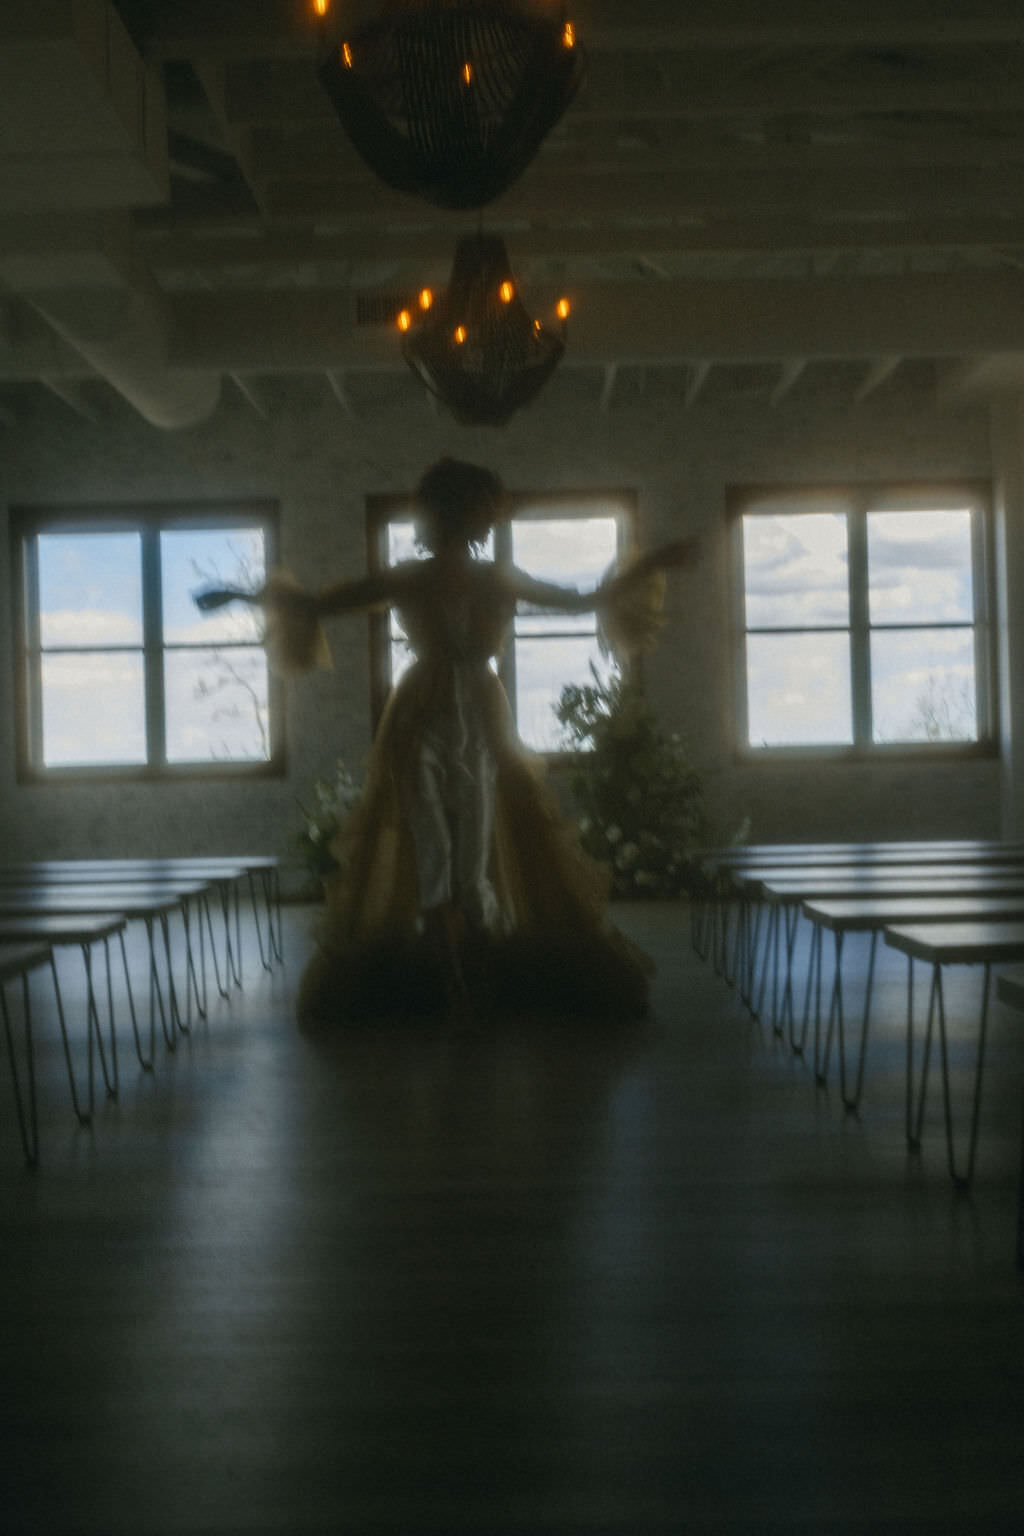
0 914 127 944
705 841 1024 870
803 896 1024 932
755 871 1024 902
884 921 1024 965
0 887 204 918
0 942 54 983
0 858 277 882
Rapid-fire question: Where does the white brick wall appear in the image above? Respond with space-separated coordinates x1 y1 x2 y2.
0 365 999 865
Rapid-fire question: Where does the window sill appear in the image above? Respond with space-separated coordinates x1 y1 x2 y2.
733 739 998 767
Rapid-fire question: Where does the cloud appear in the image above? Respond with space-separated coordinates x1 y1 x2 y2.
41 609 141 647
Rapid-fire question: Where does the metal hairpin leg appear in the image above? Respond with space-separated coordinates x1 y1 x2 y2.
753 901 777 1026
911 960 991 1190
2 972 39 1166
712 894 731 978
144 915 175 1051
161 910 190 1038
213 879 243 990
177 897 206 1026
795 920 821 1060
268 867 284 964
824 929 877 1112
202 888 230 1001
769 904 800 1041
80 938 117 1105
44 953 92 1126
247 870 273 972
116 927 152 1070
1016 1090 1024 1271
743 899 764 1016
690 888 709 958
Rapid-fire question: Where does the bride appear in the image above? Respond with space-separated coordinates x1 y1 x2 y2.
197 457 698 1028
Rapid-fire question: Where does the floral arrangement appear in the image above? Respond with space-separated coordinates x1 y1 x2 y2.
297 757 362 886
555 668 729 898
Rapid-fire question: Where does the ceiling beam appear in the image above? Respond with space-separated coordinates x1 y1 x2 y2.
245 116 1024 181
121 1 1024 61
165 269 1024 371
40 375 99 421
253 163 1024 226
136 217 1024 268
326 368 356 416
229 371 270 417
684 361 711 407
854 355 903 401
770 359 807 405
211 55 1024 130
599 363 618 412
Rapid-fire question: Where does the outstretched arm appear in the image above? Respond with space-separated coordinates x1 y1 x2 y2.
506 535 700 613
194 562 418 619
193 562 423 677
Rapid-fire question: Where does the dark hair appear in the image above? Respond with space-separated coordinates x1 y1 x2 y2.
414 457 506 553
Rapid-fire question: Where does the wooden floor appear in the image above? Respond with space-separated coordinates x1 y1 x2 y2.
2 903 1023 1535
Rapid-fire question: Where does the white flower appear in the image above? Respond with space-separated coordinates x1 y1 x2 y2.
605 824 622 845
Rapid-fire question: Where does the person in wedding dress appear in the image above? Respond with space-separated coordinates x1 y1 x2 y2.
196 457 698 1028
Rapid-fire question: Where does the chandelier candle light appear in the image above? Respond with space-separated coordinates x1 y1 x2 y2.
398 232 570 425
315 1 585 209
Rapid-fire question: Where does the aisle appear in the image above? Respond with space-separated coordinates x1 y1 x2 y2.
1 903 1022 1534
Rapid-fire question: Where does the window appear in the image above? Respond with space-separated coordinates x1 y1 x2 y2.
12 504 281 779
369 491 635 752
732 483 993 752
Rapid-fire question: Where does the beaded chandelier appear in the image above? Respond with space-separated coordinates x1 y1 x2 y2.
317 1 585 209
398 232 569 425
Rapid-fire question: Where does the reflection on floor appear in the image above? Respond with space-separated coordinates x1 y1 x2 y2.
1 901 1023 1535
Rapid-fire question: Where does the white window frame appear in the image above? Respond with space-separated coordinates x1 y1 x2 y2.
730 481 996 757
366 488 638 753
11 502 284 782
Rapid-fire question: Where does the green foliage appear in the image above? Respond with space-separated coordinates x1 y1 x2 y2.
297 757 362 885
555 669 717 897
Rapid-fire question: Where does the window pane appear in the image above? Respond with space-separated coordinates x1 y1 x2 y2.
388 520 493 566
164 646 270 762
388 521 421 566
38 532 142 648
162 527 266 644
516 611 598 637
514 517 617 637
743 513 849 629
41 652 146 766
871 629 977 743
746 632 852 746
516 635 615 753
390 636 416 687
513 516 618 587
867 509 974 625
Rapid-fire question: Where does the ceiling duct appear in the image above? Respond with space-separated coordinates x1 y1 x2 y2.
27 277 221 431
0 2 220 428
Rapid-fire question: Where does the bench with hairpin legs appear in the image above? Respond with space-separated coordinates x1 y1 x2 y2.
883 921 1024 1191
993 965 1024 1271
800 894 1024 1113
1 943 57 1166
0 886 210 1051
0 857 283 986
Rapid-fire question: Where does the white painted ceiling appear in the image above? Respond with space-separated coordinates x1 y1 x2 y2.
3 0 1024 427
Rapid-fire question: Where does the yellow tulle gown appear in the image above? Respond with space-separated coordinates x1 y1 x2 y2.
264 561 656 1028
